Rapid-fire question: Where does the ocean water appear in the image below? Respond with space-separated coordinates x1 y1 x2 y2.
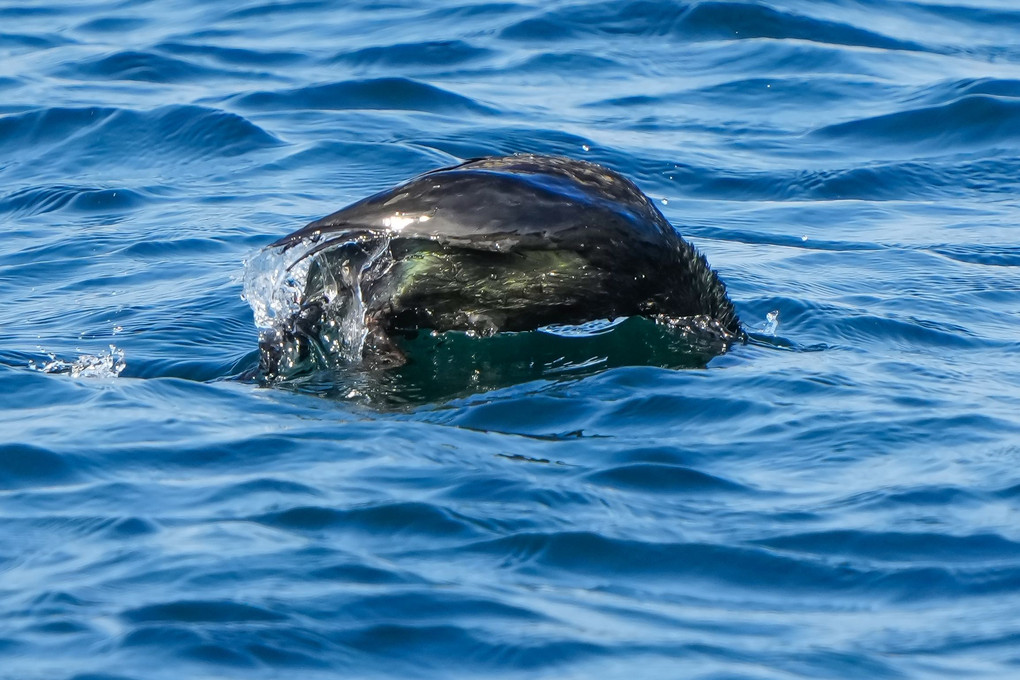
2 0 1020 678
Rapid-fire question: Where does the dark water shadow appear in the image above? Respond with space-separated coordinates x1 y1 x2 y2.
246 316 741 409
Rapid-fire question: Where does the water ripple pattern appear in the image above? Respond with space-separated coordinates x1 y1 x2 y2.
2 1 1019 679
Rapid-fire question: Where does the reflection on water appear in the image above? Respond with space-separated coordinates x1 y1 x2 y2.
264 316 738 406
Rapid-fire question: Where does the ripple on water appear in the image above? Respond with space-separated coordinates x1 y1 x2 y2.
0 105 281 176
329 39 495 69
3 0 1020 678
256 501 484 544
55 50 231 83
813 95 1020 154
499 0 922 52
230 77 498 115
0 443 83 490
122 600 287 624
0 185 151 217
584 463 750 495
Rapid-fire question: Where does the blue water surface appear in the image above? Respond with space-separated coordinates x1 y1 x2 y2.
2 1 1020 678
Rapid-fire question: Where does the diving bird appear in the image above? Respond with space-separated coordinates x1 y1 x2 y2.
252 153 741 377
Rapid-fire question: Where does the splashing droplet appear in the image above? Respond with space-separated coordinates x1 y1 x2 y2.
31 345 126 378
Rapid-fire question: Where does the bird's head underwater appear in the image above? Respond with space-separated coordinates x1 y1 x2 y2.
245 154 743 382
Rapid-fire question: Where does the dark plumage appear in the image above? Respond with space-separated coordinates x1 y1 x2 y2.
259 154 741 376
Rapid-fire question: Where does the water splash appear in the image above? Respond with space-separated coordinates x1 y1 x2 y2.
762 310 780 336
241 238 321 331
242 233 393 373
338 237 390 360
30 345 126 378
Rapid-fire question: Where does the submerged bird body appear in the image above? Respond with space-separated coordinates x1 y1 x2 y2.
256 154 740 376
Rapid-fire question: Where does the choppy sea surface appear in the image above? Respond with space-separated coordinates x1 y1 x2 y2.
2 1 1020 678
